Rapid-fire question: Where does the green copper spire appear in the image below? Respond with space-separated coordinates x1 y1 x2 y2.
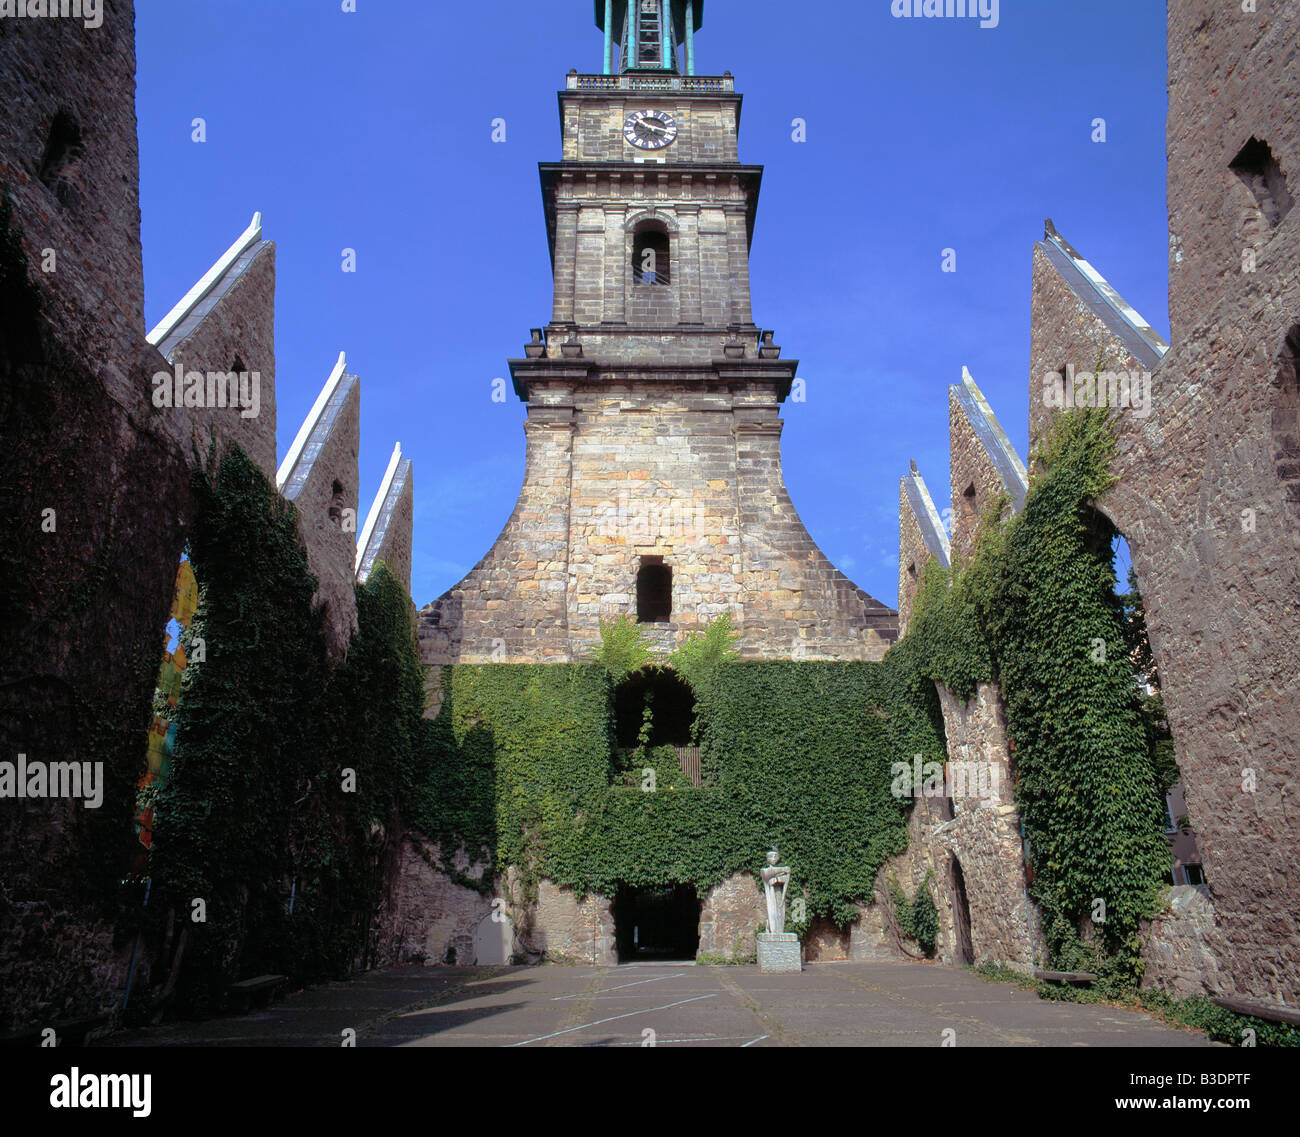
595 1 704 76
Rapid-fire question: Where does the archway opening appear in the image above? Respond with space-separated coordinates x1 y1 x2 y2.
613 667 694 749
613 883 700 962
950 856 974 965
632 222 671 285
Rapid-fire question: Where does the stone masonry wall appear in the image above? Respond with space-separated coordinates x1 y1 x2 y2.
1020 0 1300 1004
1027 243 1154 461
281 374 362 657
1167 0 1299 346
161 243 278 480
948 384 1014 565
419 379 897 664
0 0 197 1032
697 871 764 961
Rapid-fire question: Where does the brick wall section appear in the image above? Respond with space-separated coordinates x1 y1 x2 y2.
1167 0 1299 345
160 243 278 481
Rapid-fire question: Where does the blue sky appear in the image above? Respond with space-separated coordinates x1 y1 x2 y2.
135 0 1168 609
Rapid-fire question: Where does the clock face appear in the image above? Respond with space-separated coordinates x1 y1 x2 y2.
624 109 678 151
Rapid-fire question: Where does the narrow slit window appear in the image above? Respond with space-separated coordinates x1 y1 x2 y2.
637 560 672 623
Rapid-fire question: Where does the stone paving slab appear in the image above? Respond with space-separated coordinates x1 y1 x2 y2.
104 961 1217 1048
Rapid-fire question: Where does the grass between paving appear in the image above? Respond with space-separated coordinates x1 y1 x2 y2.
969 962 1300 1047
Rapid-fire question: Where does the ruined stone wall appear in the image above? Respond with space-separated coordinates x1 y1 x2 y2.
0 0 196 1032
947 380 1024 565
853 683 1039 973
359 460 415 594
1027 244 1155 460
419 379 896 664
1016 0 1300 1005
897 483 933 634
280 374 362 657
371 836 495 967
1140 885 1229 1000
160 244 278 480
1167 0 1299 346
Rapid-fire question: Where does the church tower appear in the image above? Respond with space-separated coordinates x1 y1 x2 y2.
419 1 897 663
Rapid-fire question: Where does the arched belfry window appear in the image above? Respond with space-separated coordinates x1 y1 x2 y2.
637 557 672 623
633 223 671 286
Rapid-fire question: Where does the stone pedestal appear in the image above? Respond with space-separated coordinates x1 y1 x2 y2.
757 932 801 973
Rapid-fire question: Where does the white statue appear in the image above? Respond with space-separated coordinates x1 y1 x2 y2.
761 848 792 936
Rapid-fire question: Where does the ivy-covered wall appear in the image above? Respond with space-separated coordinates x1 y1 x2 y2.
143 443 425 1016
412 655 946 934
887 409 1171 984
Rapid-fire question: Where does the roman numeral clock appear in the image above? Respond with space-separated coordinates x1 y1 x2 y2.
624 109 679 150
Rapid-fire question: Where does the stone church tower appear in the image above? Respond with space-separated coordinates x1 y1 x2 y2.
419 0 897 664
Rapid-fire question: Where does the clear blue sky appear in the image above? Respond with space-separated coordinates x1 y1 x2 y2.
135 0 1169 610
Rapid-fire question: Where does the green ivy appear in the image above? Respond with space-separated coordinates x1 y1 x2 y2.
148 442 427 1012
417 657 947 934
891 408 1170 983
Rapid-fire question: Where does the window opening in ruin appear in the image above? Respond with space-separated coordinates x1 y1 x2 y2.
907 561 918 581
1230 136 1294 232
632 223 671 285
38 109 84 206
637 559 672 623
1274 325 1300 505
960 482 978 530
328 479 345 527
613 883 700 961
1184 864 1205 886
950 857 974 965
936 768 955 822
613 667 694 749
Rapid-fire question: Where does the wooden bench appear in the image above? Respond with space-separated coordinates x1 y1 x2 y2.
1210 997 1300 1028
226 974 287 1014
1034 969 1098 985
0 1013 111 1048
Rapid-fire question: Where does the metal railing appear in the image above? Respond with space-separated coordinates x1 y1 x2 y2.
569 74 734 93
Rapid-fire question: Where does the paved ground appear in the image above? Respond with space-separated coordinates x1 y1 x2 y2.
104 962 1217 1048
